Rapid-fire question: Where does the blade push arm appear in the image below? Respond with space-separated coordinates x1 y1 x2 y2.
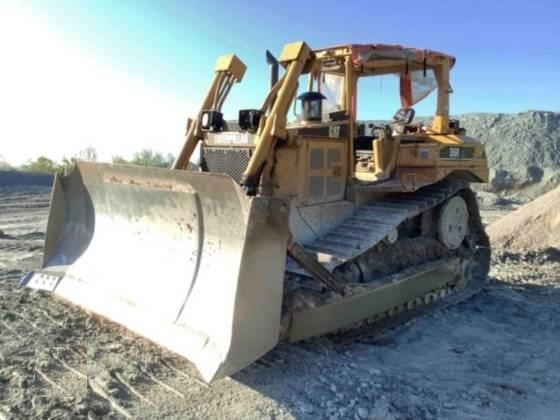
240 41 314 193
173 54 246 170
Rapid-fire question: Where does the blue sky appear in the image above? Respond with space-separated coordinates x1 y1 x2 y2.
0 0 558 164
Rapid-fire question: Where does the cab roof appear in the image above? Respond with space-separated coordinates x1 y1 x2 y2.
312 43 455 76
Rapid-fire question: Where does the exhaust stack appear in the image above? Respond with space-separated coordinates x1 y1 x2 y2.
266 50 279 110
266 49 279 89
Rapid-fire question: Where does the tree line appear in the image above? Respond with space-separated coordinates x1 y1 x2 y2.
0 147 176 174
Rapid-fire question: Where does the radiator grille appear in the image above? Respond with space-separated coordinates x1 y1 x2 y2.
201 146 252 183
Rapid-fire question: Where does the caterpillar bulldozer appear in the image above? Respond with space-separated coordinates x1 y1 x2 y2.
21 41 491 383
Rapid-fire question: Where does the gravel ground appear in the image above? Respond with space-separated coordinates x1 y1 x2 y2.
1 186 559 419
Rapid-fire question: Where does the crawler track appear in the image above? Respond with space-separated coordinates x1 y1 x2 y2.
286 178 473 276
282 179 491 342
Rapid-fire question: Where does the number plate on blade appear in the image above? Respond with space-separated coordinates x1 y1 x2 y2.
20 272 62 291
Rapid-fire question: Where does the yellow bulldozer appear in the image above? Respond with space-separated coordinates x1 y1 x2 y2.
21 41 491 383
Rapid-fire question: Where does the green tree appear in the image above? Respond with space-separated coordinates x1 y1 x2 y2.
111 155 129 164
130 149 174 168
22 156 61 174
60 156 76 170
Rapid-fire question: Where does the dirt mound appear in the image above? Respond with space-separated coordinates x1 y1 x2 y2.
486 186 560 252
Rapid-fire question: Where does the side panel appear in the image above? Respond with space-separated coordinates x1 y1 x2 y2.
271 146 300 198
394 143 488 185
271 138 354 244
301 138 347 205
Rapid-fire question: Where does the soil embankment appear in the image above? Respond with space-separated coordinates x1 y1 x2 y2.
487 186 560 253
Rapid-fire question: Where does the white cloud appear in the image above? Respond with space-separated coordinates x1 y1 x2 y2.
0 3 195 166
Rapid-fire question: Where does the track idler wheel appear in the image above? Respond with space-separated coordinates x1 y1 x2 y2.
437 195 469 250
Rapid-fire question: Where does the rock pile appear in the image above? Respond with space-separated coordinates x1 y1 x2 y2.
459 110 560 201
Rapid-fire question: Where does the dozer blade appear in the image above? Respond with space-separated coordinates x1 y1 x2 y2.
20 161 290 383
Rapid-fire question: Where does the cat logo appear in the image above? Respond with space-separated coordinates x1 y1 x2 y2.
329 125 341 138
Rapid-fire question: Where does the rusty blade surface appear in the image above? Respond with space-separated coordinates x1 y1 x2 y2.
21 161 290 383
